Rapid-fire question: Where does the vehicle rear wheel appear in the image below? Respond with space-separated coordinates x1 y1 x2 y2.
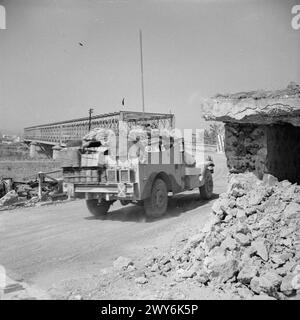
86 199 110 217
199 170 213 200
144 178 168 218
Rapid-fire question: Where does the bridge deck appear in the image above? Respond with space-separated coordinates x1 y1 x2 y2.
23 110 174 145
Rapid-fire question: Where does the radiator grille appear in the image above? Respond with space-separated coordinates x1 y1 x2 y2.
120 169 130 183
106 169 117 183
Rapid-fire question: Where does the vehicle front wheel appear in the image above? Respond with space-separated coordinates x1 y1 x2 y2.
199 170 214 200
86 199 110 217
144 178 168 218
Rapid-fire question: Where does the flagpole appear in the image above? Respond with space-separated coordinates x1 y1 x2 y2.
139 29 145 112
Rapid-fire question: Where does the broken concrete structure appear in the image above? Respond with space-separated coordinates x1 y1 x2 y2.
203 83 300 183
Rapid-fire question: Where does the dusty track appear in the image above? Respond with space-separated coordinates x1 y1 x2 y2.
0 153 228 298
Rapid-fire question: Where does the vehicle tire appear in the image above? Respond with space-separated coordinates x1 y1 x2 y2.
199 169 214 200
144 178 168 218
86 199 110 217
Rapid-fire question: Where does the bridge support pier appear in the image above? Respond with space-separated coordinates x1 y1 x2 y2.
52 145 63 160
29 141 38 158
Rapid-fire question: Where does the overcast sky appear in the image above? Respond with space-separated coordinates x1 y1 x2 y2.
0 0 299 134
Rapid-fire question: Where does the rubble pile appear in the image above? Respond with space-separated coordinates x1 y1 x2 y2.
145 173 300 299
0 178 65 210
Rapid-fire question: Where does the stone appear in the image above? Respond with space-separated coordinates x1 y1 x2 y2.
193 247 205 260
271 253 292 266
251 238 269 261
236 196 248 210
113 256 134 271
263 174 278 187
0 190 18 207
248 190 265 206
237 265 259 284
221 236 238 251
283 203 300 220
196 272 210 284
231 188 245 198
162 264 172 273
150 263 159 273
292 274 300 290
234 233 251 246
203 231 224 253
187 233 205 249
180 269 197 279
224 214 233 223
236 209 247 222
250 272 282 296
236 287 254 299
280 226 297 238
205 248 239 283
135 276 148 284
280 274 296 296
245 207 257 217
236 223 251 235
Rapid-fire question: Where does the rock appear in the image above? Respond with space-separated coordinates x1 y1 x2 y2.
135 276 148 284
162 264 171 273
236 196 248 210
251 238 269 261
203 231 224 253
250 272 282 296
150 263 159 272
224 214 233 223
236 287 254 299
205 248 239 282
292 274 300 290
187 233 205 249
212 198 231 219
248 190 264 206
193 247 205 260
236 209 247 222
283 203 300 219
0 190 18 207
221 236 238 251
236 223 251 235
237 265 259 284
292 264 300 274
245 207 257 217
113 256 134 271
280 226 297 238
280 274 296 296
263 174 278 187
271 253 292 266
231 188 245 198
180 269 197 279
234 233 251 246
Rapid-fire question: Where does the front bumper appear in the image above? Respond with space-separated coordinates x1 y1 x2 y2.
74 182 136 200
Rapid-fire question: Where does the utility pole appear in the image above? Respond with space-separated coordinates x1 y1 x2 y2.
88 108 94 131
139 29 145 112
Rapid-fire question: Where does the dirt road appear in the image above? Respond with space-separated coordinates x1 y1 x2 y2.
0 153 228 299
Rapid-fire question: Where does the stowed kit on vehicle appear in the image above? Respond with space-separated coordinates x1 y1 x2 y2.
60 111 214 218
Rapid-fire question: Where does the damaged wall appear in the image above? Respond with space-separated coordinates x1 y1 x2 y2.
204 84 300 183
224 123 267 179
224 122 300 184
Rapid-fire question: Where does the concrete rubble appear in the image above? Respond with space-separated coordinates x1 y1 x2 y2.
0 178 66 210
143 172 300 299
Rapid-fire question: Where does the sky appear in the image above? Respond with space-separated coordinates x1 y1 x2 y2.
0 0 299 134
